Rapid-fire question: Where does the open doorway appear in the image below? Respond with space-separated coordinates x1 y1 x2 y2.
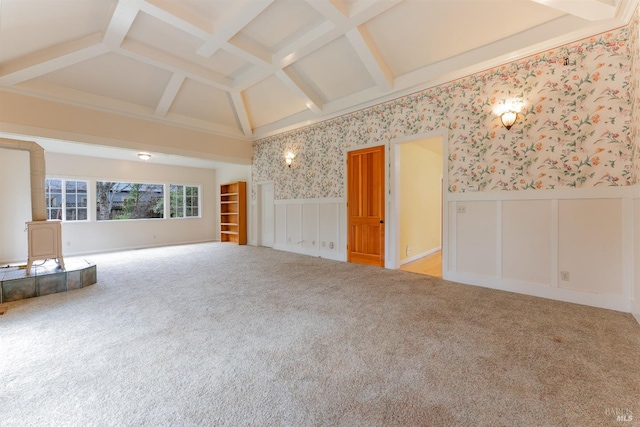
395 135 443 277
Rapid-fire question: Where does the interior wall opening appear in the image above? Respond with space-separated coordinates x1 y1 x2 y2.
396 135 443 277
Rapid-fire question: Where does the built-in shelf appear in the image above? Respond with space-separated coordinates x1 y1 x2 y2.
220 181 246 245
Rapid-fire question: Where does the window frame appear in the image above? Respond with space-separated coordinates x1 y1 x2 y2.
169 184 201 219
45 178 89 222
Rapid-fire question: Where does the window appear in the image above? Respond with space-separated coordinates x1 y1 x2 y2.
170 185 199 218
96 181 164 221
45 178 88 221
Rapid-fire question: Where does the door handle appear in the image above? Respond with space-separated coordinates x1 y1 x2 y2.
380 220 384 224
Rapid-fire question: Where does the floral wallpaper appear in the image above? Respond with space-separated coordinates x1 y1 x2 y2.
253 20 636 200
631 14 640 183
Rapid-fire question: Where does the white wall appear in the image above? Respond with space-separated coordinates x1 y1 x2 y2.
0 150 217 263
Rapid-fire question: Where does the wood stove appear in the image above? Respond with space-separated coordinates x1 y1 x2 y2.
26 220 65 274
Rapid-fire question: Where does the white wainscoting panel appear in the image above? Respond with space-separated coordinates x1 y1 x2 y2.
447 202 457 273
445 189 635 313
286 204 302 246
558 199 623 296
274 198 346 261
502 200 552 285
634 198 640 323
456 200 497 277
302 204 318 251
275 204 287 246
319 203 339 255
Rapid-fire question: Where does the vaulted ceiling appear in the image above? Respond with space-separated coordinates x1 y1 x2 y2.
0 0 634 164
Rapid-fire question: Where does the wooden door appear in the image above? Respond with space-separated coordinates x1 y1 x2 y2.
347 145 385 267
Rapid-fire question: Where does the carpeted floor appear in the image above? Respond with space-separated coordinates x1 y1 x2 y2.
1 242 639 426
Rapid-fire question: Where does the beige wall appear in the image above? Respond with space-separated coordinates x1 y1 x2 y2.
0 90 252 164
399 138 442 263
0 149 217 263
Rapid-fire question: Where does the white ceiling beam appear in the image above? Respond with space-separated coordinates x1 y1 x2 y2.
0 33 109 85
197 0 275 58
345 27 393 92
140 0 212 40
305 0 349 23
17 80 245 138
349 0 403 22
154 73 185 117
229 92 253 137
118 40 233 91
103 0 141 48
223 38 272 66
17 79 157 118
531 0 618 21
232 67 273 92
275 69 323 113
274 21 336 68
273 0 400 69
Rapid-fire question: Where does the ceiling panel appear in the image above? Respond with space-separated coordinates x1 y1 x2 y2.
38 52 173 109
231 0 325 53
0 0 116 63
363 0 569 76
126 11 250 77
287 36 376 103
170 78 238 127
156 0 234 23
243 74 308 128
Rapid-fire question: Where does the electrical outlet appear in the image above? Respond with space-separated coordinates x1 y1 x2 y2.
66 241 71 247
322 241 326 247
468 185 478 191
406 245 411 256
560 271 570 281
329 242 334 249
457 205 466 214
288 237 291 243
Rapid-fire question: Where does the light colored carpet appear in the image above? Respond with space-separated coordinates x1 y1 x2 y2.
1 242 639 426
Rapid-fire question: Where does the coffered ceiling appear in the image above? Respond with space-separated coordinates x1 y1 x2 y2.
0 0 633 153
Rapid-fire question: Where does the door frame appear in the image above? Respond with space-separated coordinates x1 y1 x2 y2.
391 131 449 274
344 142 389 267
256 181 275 247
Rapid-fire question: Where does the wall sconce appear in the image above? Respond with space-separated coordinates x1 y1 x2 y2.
285 151 295 167
500 110 518 130
137 152 152 161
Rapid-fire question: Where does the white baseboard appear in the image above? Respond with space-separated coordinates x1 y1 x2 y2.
273 243 346 262
632 300 640 325
400 246 441 265
445 271 631 313
61 239 217 259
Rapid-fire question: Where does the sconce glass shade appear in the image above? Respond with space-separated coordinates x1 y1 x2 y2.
285 151 295 167
500 111 517 130
138 152 152 161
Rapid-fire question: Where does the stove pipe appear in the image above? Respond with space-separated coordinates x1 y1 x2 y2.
0 138 46 221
